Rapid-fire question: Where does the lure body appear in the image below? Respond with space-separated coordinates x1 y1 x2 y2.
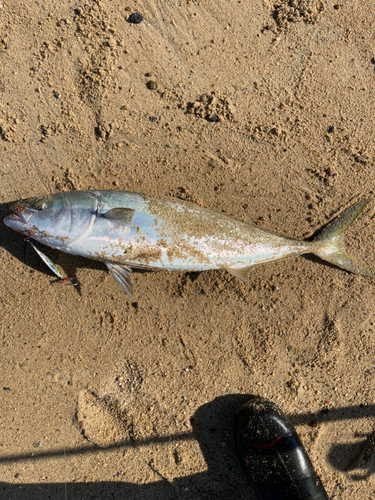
26 239 63 278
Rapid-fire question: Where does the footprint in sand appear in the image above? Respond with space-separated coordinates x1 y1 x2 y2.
76 390 131 447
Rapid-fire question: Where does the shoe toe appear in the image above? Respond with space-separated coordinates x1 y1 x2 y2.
234 397 329 500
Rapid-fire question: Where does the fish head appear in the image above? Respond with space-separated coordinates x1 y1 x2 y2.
4 191 99 248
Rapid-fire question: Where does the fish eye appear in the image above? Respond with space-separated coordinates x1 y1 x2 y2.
33 199 48 211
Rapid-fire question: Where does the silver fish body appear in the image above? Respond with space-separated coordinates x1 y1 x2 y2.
4 190 374 296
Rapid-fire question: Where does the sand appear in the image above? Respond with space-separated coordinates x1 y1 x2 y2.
0 0 375 498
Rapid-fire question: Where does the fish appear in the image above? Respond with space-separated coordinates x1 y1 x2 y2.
3 190 374 297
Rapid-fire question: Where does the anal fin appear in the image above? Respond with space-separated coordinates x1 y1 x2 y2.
106 262 134 297
227 265 256 282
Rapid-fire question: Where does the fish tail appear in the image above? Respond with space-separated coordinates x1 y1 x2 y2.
310 198 374 277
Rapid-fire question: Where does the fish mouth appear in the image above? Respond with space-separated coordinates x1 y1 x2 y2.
6 209 34 224
4 208 34 233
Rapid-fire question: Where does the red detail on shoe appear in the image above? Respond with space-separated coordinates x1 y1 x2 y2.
246 435 283 449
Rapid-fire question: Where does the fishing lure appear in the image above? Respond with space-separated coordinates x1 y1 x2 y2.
25 239 78 286
26 238 63 278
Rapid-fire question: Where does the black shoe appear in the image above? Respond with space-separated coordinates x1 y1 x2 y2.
234 397 329 500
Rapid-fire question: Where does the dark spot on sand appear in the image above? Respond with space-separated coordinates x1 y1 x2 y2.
127 12 143 24
146 81 158 90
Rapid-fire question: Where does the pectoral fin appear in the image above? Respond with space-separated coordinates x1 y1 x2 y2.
102 208 135 224
106 262 134 297
227 265 256 282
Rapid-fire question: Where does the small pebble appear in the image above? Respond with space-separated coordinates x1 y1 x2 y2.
146 81 157 90
127 12 143 24
327 125 334 133
125 6 132 11
209 114 219 122
325 167 336 177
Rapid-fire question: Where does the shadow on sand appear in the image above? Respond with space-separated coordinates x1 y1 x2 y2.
0 395 374 500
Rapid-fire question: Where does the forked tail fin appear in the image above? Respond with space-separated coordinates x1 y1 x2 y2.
310 199 374 277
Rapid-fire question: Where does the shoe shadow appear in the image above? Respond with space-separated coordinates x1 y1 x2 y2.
327 431 375 480
1 395 375 499
290 402 375 480
0 394 253 500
